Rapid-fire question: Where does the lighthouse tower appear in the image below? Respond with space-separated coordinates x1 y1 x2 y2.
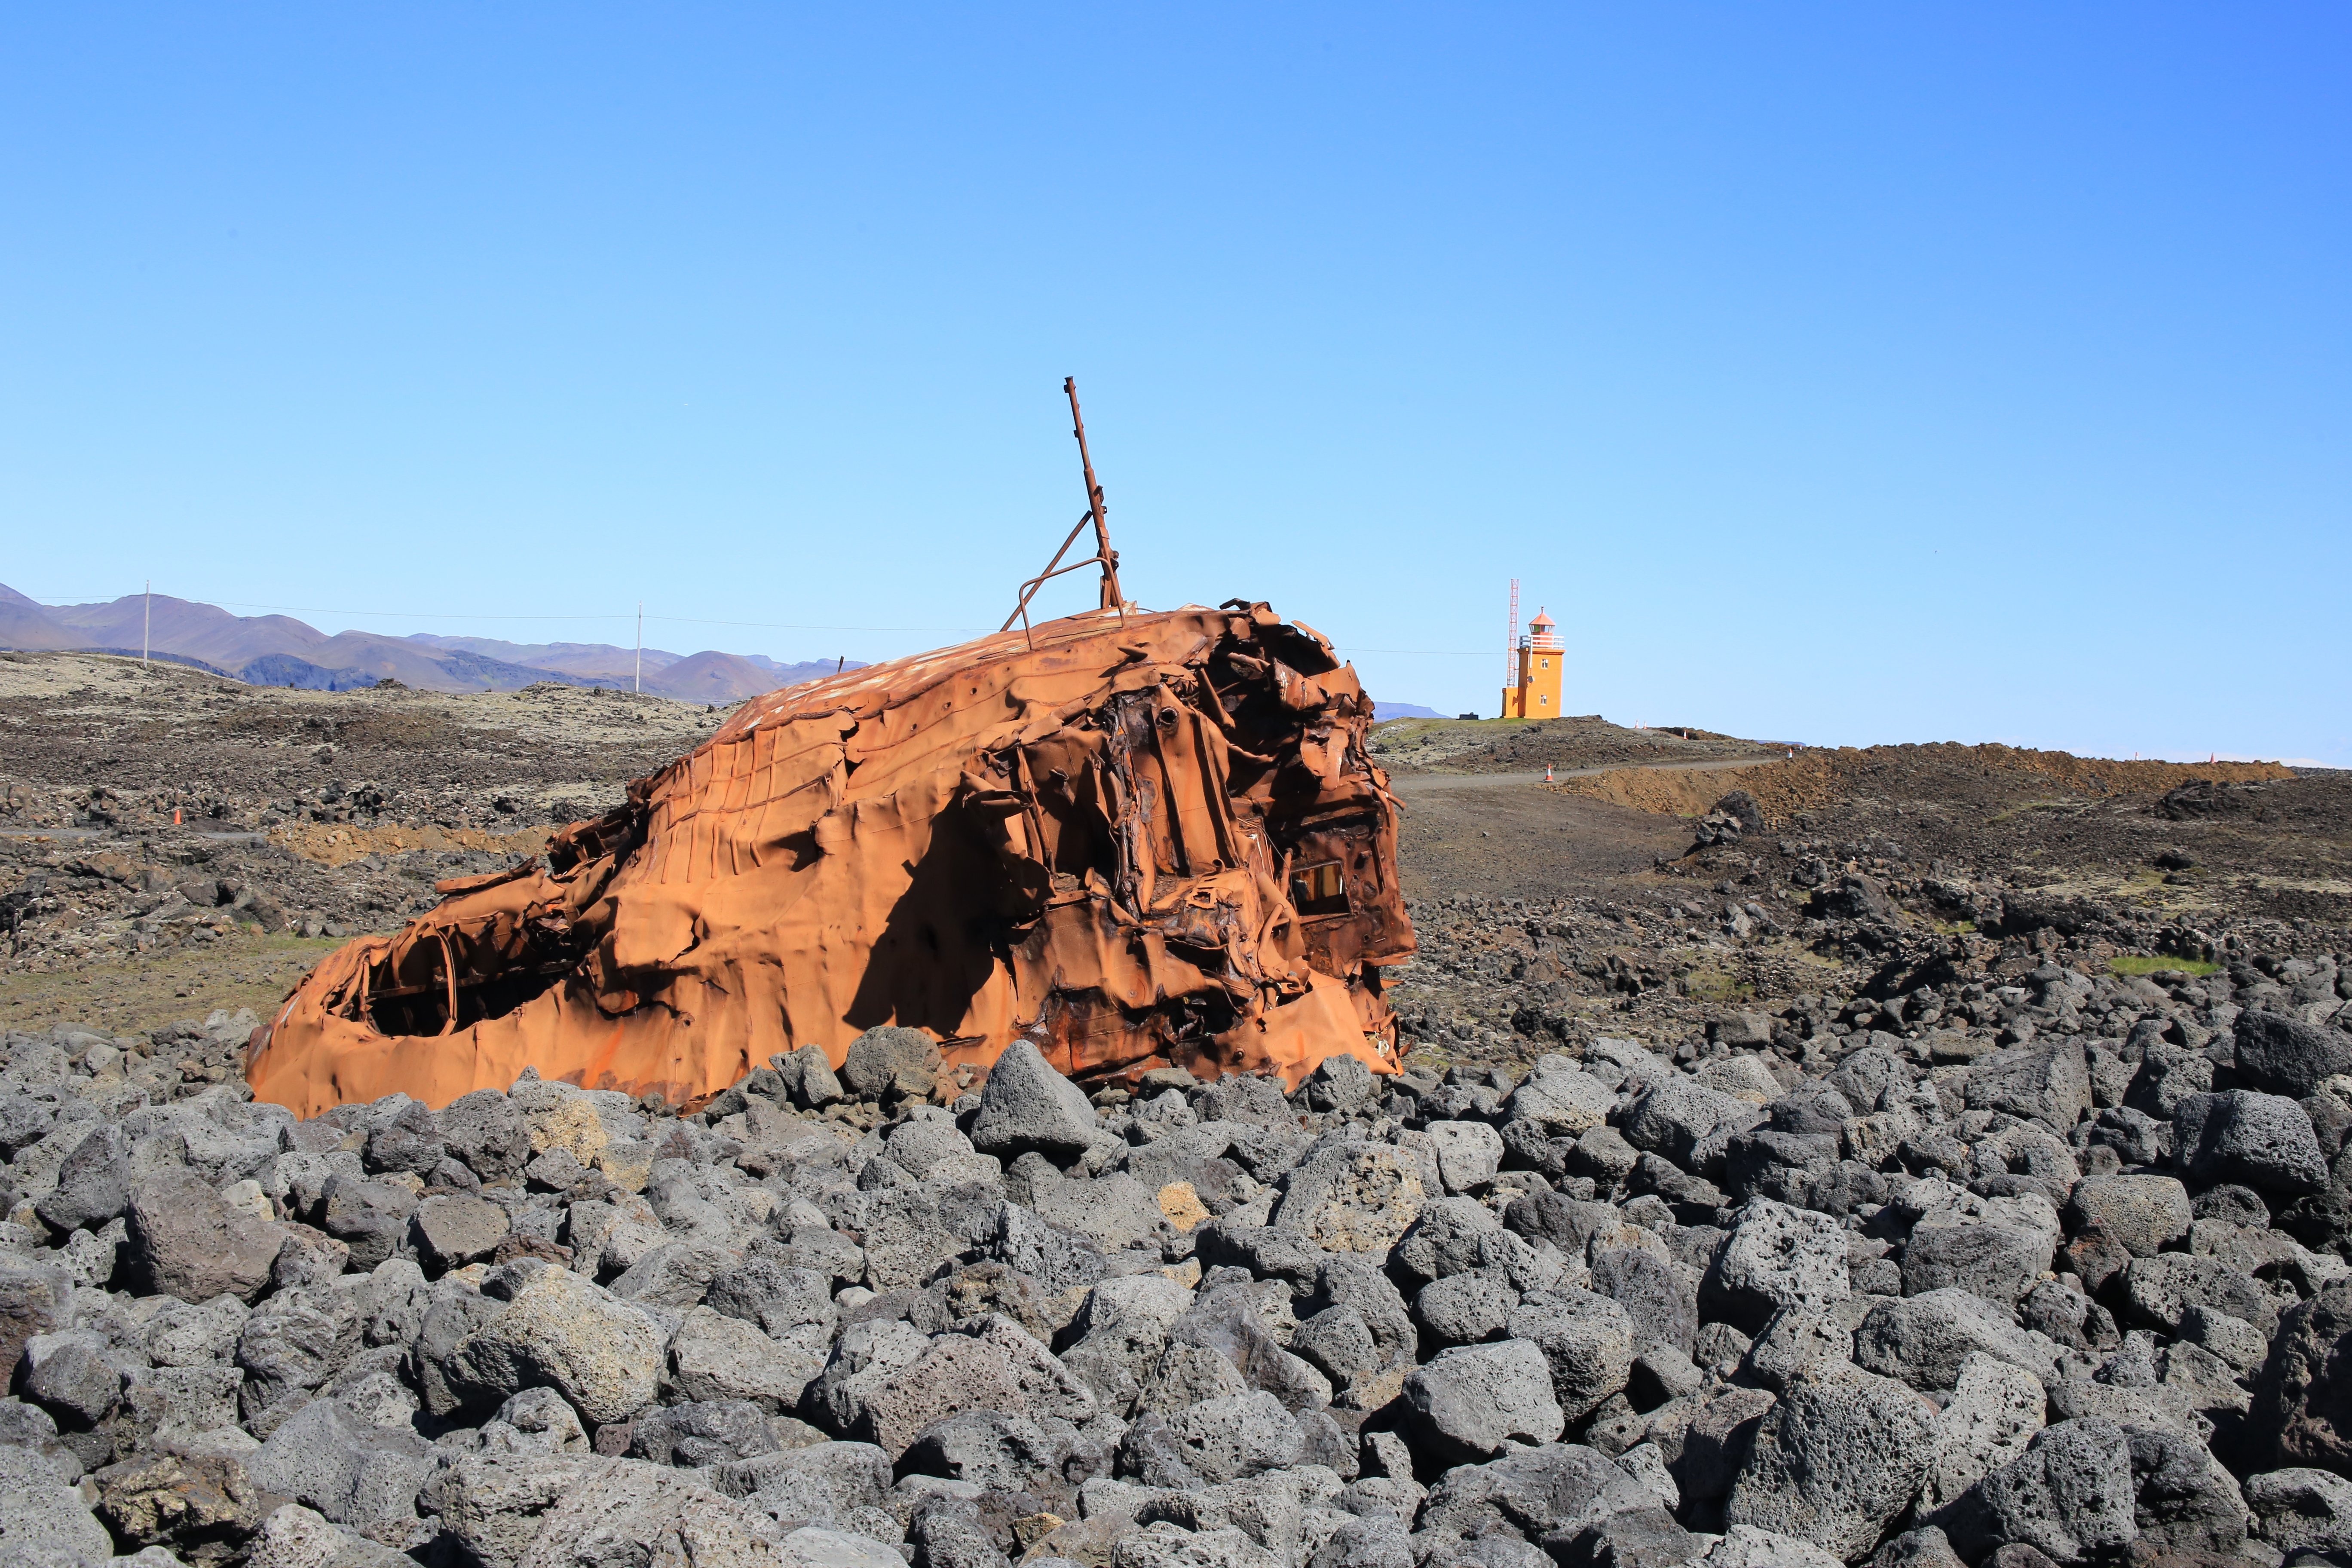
1501 609 1564 719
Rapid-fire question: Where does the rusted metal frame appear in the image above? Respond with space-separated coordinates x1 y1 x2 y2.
432 931 461 1036
1065 377 1126 618
1000 508 1099 646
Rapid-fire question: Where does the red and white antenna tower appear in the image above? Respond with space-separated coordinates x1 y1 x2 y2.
1503 579 1520 696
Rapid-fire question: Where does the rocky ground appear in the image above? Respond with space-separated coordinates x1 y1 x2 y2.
3 655 2352 1568
0 652 720 1036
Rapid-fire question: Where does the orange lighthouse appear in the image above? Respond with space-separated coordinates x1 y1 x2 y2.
1501 608 1564 719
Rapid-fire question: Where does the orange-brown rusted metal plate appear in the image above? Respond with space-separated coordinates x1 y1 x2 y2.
245 602 1417 1118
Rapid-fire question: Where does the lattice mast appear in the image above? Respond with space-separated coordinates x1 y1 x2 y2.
1503 579 1520 707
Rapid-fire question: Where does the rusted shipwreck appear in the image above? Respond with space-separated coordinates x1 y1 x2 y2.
245 601 1418 1118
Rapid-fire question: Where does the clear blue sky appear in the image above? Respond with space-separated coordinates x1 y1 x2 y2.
4 7 2346 763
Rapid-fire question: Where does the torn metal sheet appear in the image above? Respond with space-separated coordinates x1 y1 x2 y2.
245 602 1417 1118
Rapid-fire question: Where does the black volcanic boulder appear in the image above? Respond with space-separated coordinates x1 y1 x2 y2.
2253 1279 2352 1471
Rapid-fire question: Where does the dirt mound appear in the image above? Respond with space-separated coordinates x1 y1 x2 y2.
1547 742 2294 826
267 821 552 868
1371 713 1779 774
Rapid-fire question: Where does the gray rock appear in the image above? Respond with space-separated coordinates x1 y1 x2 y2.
898 1409 1084 1500
1506 1288 1639 1422
1417 1270 1520 1347
2176 1305 2267 1375
0 1257 73 1389
2125 1427 2247 1555
245 1397 433 1544
609 1238 739 1307
1739 1308 1850 1393
445 1266 664 1424
1866 1528 1966 1568
410 1194 509 1274
1061 1273 1197 1417
1851 1289 2053 1392
857 1186 958 1294
1623 1079 1757 1168
882 1117 976 1180
706 1439 894 1528
2121 1252 2280 1338
122 1167 287 1304
1963 1043 2092 1133
243 1501 416 1568
1298 1259 1418 1411
1167 1389 1305 1482
439 1089 531 1183
1724 1360 1939 1562
1112 1521 1284 1568
1193 1074 1297 1130
1417 1441 1654 1548
1390 1196 1508 1289
1405 1338 1567 1458
1592 1246 1701 1358
670 1305 825 1410
2254 1280 2352 1470
1693 1525 1845 1568
1701 1200 1850 1334
2174 1091 2327 1194
762 1047 840 1115
1307 1055 1379 1115
1273 1144 1429 1256
2244 1468 2352 1561
487 1386 591 1454
1427 1120 1507 1194
628 1399 780 1467
1916 1354 2046 1513
362 1099 443 1177
34 1125 132 1234
316 1176 416 1272
1507 1057 1617 1134
825 1313 1096 1457
21 1330 120 1429
1900 1218 2055 1307
1556 1504 1704 1568
2063 1176 2192 1259
971 1041 1099 1158
144 1294 250 1369
1938 1418 2138 1566
427 1451 791 1567
2235 1010 2352 1099
1570 1127 1643 1189
708 1257 839 1348
236 1287 352 1422
841 1026 943 1103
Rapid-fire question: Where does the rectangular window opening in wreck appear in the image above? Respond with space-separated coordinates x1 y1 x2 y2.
1290 859 1351 918
345 928 578 1038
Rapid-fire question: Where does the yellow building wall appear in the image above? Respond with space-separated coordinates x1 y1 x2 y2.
1501 646 1563 719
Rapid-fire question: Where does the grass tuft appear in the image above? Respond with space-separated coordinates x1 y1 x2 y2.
2109 954 2220 978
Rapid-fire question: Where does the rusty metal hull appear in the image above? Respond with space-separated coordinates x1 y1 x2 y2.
245 603 1417 1118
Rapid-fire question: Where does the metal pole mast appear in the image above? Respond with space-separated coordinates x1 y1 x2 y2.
634 604 643 694
1503 579 1519 715
1067 378 1124 613
142 581 150 667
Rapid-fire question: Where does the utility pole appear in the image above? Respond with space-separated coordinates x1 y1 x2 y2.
634 603 643 694
142 581 151 667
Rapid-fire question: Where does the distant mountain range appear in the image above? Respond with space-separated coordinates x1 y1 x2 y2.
0 584 854 703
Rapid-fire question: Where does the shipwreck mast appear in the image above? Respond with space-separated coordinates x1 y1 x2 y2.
1002 377 1128 645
